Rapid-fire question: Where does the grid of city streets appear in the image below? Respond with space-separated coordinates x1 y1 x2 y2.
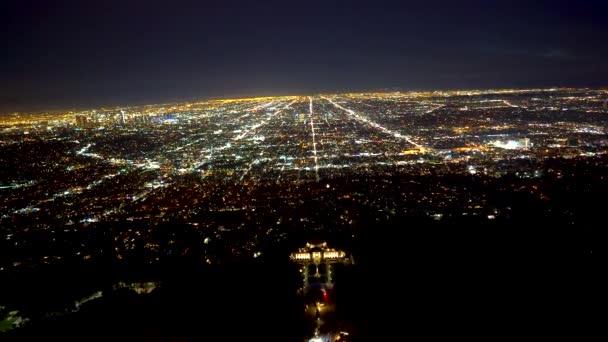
1 88 607 266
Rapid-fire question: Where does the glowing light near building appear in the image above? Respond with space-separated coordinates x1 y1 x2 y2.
294 253 311 260
490 138 530 150
322 251 345 259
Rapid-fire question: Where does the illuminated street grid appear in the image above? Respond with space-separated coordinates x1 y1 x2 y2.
1 88 607 264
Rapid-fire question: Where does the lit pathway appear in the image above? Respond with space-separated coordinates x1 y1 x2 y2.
170 100 277 153
192 99 296 170
425 104 445 114
308 97 320 182
323 97 427 150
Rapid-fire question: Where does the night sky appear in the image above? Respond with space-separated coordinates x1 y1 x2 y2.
1 0 607 113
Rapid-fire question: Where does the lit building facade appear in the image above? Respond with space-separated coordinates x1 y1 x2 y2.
290 242 350 290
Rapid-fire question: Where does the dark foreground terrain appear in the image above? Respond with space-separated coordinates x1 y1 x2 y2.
1 155 600 341
1 222 596 342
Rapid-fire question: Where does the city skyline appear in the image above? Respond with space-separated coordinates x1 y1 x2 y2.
3 86 606 117
2 87 606 231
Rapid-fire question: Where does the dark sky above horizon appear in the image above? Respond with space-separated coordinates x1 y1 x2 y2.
1 0 607 113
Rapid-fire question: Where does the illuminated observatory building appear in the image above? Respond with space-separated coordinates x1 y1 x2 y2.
291 242 350 289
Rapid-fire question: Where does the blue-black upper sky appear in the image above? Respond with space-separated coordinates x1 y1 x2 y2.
1 0 607 112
